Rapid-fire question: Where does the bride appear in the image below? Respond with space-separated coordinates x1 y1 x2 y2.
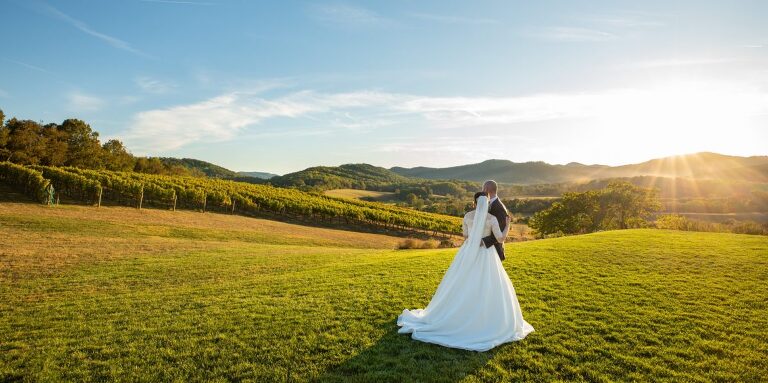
396 192 534 352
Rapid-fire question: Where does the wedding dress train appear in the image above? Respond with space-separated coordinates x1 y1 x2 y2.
396 195 534 352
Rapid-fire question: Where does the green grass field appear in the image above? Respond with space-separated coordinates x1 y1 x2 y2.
1 201 766 382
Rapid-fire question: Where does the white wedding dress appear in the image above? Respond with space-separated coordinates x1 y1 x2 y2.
397 195 534 352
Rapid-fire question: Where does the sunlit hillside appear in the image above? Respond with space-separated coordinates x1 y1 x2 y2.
390 152 768 184
611 152 768 181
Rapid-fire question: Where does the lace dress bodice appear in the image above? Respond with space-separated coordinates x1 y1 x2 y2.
462 211 508 241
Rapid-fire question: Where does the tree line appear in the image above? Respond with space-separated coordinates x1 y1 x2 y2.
0 109 205 177
529 181 662 237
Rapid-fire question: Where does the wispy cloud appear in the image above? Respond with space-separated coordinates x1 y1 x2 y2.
396 93 599 125
528 27 617 42
135 76 176 94
3 58 54 74
307 4 391 28
68 91 105 111
0 89 9 98
121 90 400 152
41 4 150 58
120 89 592 153
530 12 662 43
408 12 498 25
377 135 514 159
120 82 768 154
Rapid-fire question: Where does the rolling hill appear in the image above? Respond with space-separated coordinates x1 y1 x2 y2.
392 159 609 184
1 201 766 381
236 171 280 179
391 152 768 184
268 163 416 190
108 152 768 193
255 153 768 212
156 157 239 178
611 152 768 181
266 152 767 198
156 158 279 180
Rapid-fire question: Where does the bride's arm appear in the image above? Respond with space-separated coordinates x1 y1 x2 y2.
491 215 512 242
462 216 469 238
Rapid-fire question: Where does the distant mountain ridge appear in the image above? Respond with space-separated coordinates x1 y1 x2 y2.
390 152 768 184
237 171 280 179
162 152 768 187
391 160 610 184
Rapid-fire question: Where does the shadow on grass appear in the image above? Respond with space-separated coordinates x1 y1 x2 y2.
317 323 500 382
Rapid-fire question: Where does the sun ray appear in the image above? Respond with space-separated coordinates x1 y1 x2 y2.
679 154 703 201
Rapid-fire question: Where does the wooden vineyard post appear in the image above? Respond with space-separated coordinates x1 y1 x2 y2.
97 186 102 208
138 184 144 210
202 194 207 213
231 197 236 214
172 191 177 211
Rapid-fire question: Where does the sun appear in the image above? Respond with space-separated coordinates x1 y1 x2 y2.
591 80 766 161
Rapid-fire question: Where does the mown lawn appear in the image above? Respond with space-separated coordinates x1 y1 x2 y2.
1 202 766 382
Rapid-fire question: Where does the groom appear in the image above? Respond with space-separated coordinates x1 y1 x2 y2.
481 180 509 261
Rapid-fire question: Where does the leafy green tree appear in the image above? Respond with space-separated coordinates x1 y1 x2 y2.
430 182 465 197
528 203 564 236
444 200 465 216
102 139 135 171
404 193 419 205
41 123 69 166
655 214 690 230
529 191 599 235
60 119 103 168
530 182 660 237
599 181 661 229
4 118 46 164
0 109 9 161
504 198 557 215
134 157 166 174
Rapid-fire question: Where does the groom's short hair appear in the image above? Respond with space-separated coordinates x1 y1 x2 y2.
483 180 498 193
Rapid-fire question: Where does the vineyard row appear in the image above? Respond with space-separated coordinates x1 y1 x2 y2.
0 162 462 236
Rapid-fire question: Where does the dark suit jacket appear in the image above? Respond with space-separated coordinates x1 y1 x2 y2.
481 198 508 261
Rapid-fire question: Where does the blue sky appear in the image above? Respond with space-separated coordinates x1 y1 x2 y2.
1 0 767 174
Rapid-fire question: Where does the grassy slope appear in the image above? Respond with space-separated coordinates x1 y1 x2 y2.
323 189 397 201
1 202 766 382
